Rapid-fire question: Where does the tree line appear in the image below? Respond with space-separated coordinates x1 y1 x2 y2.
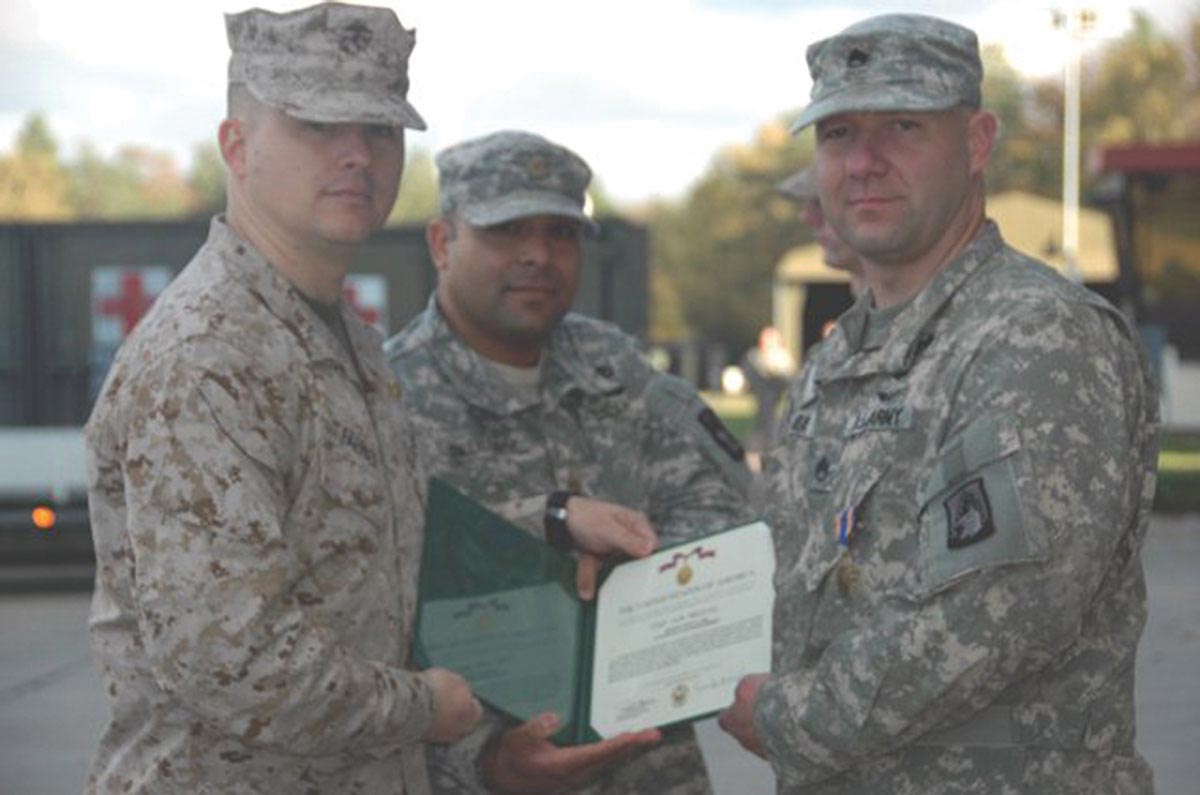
3 11 1198 352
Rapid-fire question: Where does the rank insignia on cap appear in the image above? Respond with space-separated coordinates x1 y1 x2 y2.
526 154 550 181
944 477 995 549
339 21 373 54
847 48 870 67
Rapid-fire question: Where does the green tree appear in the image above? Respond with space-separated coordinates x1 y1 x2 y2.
0 114 73 219
388 146 438 224
983 45 1060 197
187 142 227 217
1084 11 1192 143
67 144 192 219
646 118 812 352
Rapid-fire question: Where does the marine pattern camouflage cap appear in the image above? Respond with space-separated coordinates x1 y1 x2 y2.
226 2 426 130
436 130 597 232
777 165 817 201
792 13 981 132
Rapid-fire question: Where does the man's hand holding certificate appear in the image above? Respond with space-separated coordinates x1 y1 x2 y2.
415 478 775 746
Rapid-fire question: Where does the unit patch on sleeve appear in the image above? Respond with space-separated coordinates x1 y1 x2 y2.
944 477 996 549
698 407 745 462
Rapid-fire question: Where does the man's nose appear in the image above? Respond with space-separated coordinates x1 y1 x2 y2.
843 130 886 178
333 126 372 167
515 229 553 265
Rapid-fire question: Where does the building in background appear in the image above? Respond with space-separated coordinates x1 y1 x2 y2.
1095 142 1200 428
773 189 1121 360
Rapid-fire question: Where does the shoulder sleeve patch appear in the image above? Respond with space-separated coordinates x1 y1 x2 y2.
944 477 995 549
698 407 745 463
640 372 751 493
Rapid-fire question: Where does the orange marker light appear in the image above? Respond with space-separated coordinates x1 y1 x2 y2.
32 506 57 531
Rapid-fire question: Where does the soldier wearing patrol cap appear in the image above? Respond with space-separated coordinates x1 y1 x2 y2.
777 166 864 298
386 130 755 794
85 4 483 793
720 13 1158 794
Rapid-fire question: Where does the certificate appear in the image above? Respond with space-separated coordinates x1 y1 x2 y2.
590 523 774 737
414 477 774 745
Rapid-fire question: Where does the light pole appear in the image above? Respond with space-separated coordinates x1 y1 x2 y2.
1054 7 1096 283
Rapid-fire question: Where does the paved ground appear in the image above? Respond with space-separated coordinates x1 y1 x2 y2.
2 515 1196 794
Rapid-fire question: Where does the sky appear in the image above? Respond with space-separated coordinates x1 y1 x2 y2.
0 0 1192 205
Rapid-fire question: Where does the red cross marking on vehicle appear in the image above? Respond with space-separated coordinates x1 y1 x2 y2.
97 271 157 335
343 283 381 327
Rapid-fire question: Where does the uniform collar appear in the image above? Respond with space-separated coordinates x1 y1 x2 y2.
822 221 1005 381
417 295 623 415
208 216 387 387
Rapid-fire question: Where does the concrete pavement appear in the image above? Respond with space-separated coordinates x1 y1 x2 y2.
2 515 1196 794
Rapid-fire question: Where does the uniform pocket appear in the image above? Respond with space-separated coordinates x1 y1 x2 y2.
914 412 1044 599
794 463 886 594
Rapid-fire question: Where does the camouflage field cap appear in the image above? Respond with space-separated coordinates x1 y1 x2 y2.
777 165 817 201
436 130 598 232
226 3 426 130
792 13 982 132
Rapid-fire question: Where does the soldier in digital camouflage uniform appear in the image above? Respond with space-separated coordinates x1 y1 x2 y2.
84 5 483 793
385 130 755 794
719 14 1158 794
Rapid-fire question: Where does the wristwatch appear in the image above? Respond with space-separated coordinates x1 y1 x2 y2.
543 490 575 551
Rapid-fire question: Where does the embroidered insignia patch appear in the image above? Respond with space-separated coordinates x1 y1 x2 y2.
845 405 910 436
698 407 745 462
944 478 995 549
814 455 833 485
789 411 813 437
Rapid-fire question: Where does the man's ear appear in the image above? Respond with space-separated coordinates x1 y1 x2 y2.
426 217 452 273
966 110 998 176
218 118 248 179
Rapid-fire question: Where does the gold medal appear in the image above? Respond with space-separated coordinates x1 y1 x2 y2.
677 563 693 585
836 553 861 596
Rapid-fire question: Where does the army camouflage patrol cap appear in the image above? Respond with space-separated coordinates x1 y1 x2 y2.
792 13 982 132
226 3 426 130
777 165 817 201
435 130 598 232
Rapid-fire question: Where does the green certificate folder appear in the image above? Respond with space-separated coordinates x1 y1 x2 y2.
415 477 774 746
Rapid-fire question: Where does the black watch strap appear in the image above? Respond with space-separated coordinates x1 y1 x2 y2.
544 490 575 551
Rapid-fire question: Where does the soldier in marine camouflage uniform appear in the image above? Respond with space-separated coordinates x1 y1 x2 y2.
386 130 754 795
719 14 1159 794
84 5 483 793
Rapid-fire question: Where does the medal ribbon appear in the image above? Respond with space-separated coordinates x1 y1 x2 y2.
836 506 856 548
